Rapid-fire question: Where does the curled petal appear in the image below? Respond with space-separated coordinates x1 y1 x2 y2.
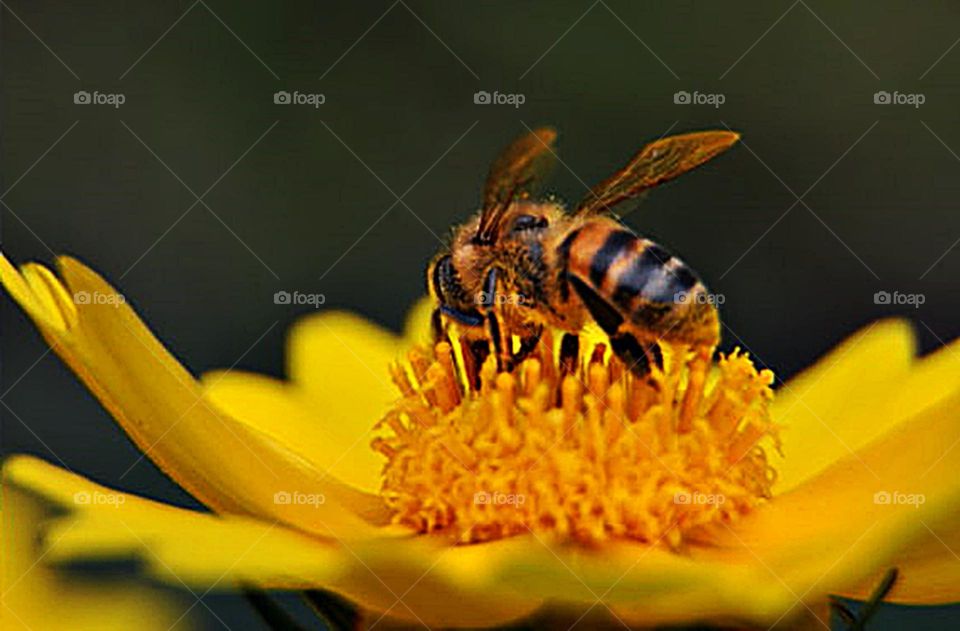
0 255 383 538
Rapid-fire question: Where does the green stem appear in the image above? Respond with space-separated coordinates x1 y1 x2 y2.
303 589 360 630
241 586 312 631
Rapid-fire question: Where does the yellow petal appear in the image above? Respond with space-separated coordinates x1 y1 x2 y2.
402 295 436 347
289 309 400 399
824 344 960 606
2 464 195 630
773 320 959 491
5 457 811 628
7 456 540 628
836 514 960 605
28 447 956 629
202 298 437 495
0 254 379 538
201 370 388 498
478 538 794 626
4 456 345 587
699 384 960 613
288 312 400 451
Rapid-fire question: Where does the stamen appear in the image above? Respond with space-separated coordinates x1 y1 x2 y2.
372 334 779 546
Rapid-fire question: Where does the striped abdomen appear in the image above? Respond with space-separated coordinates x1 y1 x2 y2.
561 220 719 347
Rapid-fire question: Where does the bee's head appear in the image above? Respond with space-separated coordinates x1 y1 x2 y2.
428 202 562 325
427 250 463 306
427 217 490 325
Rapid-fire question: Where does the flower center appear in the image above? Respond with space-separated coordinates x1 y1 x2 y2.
372 331 779 546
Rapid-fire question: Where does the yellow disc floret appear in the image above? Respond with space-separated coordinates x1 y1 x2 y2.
372 334 779 547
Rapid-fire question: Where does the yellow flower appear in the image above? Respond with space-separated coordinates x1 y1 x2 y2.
3 252 960 629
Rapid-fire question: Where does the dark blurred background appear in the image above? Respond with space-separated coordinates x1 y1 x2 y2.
3 1 960 629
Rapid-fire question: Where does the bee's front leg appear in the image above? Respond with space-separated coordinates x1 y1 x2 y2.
507 324 543 370
479 267 511 372
430 307 445 342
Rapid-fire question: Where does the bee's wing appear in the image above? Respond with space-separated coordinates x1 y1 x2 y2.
575 131 739 216
476 127 558 244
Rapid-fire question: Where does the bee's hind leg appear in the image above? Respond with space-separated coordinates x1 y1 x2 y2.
677 344 711 433
609 332 662 378
558 332 580 376
567 275 662 378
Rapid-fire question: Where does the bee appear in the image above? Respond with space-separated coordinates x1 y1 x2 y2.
428 126 738 388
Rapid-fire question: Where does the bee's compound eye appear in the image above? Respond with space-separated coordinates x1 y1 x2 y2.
512 214 548 232
431 254 454 301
